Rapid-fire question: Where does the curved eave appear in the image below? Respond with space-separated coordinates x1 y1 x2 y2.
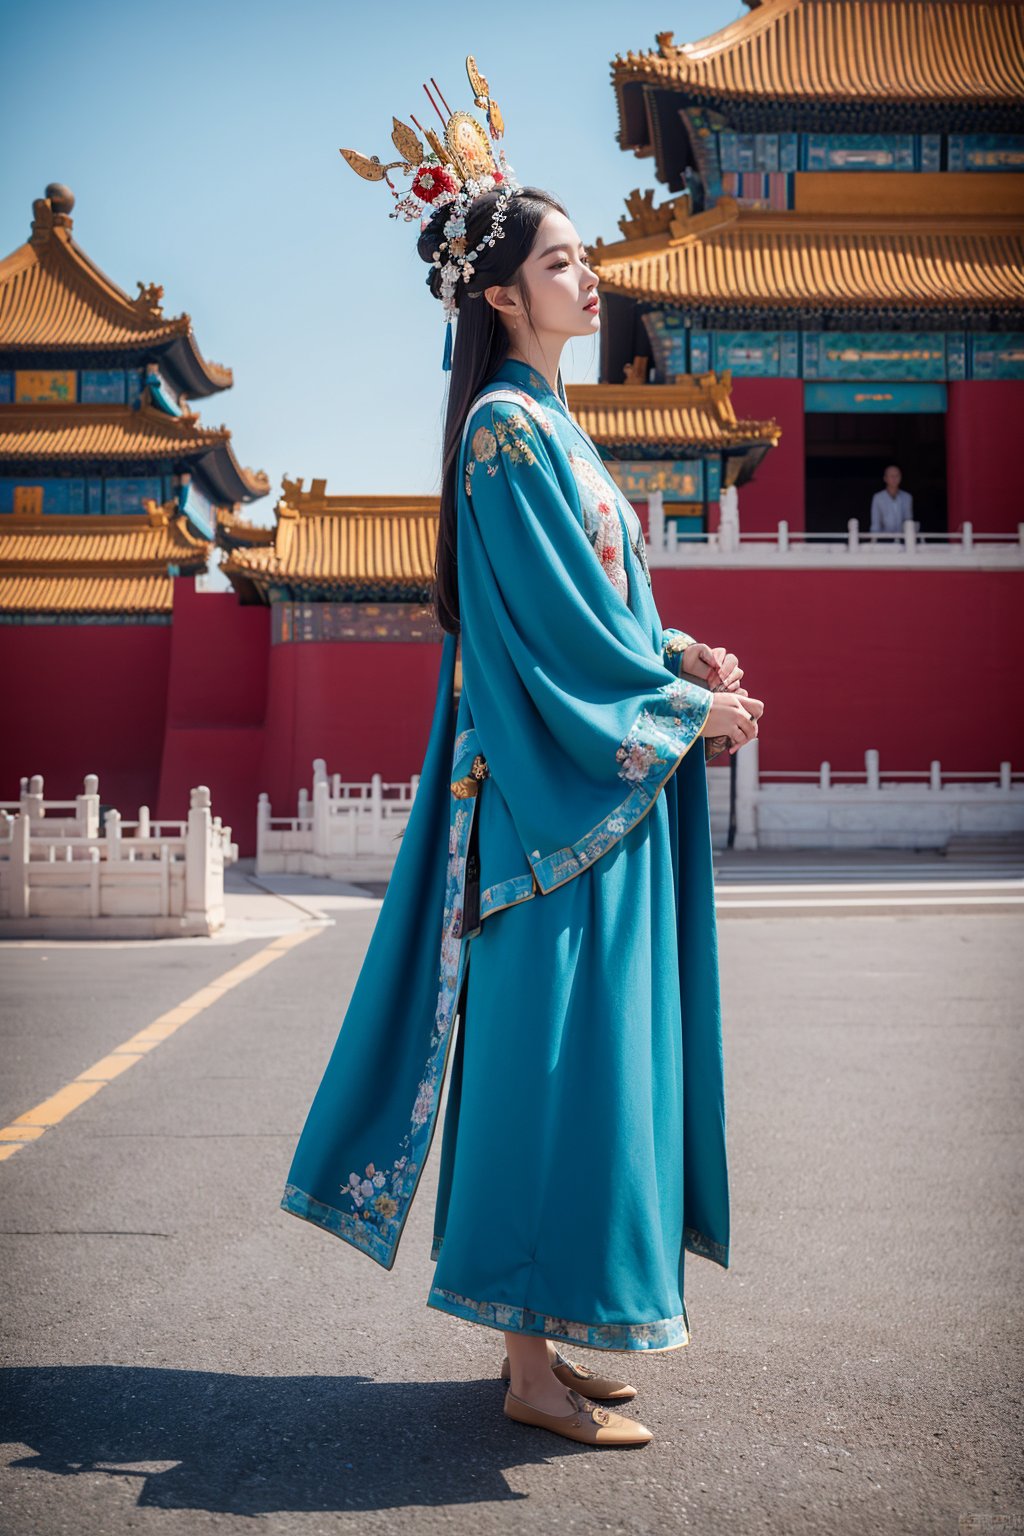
594 429 780 456
195 444 270 505
589 212 1024 317
161 331 234 399
0 401 269 503
220 565 433 606
0 227 234 397
610 0 1024 138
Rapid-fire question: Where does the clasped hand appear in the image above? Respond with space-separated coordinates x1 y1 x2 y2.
680 642 765 756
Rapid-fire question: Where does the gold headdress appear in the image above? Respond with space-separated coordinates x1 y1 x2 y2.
340 56 521 369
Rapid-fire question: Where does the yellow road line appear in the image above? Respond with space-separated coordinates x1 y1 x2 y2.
0 927 323 1161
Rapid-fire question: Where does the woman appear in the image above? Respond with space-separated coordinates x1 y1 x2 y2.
282 93 763 1451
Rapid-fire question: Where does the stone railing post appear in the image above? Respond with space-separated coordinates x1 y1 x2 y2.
865 749 880 791
647 490 665 560
76 774 100 837
104 808 122 862
1000 761 1012 791
930 761 942 791
313 773 330 858
257 792 270 868
718 484 740 554
847 518 860 551
370 772 384 853
902 518 917 554
137 805 151 839
777 520 790 553
961 521 974 553
185 786 213 924
22 774 45 822
733 737 760 851
10 810 30 918
819 761 831 790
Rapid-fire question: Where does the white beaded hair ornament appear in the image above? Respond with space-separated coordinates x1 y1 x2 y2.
340 55 521 371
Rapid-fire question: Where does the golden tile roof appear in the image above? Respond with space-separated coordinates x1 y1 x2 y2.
221 478 439 598
566 375 780 451
612 0 1024 111
0 399 270 500
2 399 228 459
0 187 232 396
589 199 1024 314
0 503 210 613
0 572 174 614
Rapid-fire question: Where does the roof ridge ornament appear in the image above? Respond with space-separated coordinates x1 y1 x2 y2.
339 55 523 370
133 281 165 317
29 184 75 246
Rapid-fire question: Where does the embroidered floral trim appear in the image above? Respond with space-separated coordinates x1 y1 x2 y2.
616 678 712 786
624 507 652 588
567 452 629 602
492 409 537 465
684 1225 729 1268
470 425 497 463
281 1182 395 1266
462 389 555 496
322 791 475 1259
479 872 535 919
427 1285 690 1352
662 627 698 672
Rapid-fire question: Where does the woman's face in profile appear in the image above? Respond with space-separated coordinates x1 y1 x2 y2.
514 209 601 341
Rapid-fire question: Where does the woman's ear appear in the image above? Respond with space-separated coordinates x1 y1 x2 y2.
484 283 519 322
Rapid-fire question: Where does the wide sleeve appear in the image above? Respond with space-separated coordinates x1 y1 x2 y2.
458 398 713 895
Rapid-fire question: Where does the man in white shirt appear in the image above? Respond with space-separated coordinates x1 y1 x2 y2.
870 465 914 539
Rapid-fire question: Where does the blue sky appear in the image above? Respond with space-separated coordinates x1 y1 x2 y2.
3 0 739 521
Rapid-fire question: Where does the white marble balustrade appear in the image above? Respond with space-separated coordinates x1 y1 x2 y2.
0 774 237 936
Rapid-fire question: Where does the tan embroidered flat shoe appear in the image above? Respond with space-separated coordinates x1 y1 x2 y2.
499 1348 638 1402
504 1386 652 1447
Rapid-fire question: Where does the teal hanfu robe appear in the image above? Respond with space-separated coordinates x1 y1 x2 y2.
281 356 730 1353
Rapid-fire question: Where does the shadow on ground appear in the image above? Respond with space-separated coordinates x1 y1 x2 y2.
0 1365 604 1514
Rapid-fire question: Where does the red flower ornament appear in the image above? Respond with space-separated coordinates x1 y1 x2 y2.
413 165 458 204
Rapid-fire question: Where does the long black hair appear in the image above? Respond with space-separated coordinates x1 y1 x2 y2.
417 185 568 635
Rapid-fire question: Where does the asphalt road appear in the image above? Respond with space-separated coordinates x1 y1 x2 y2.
1 902 1021 1536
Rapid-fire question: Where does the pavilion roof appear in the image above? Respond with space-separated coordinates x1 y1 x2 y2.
0 186 234 398
220 477 439 602
589 198 1024 320
565 375 780 453
0 501 210 614
0 398 270 502
613 0 1024 143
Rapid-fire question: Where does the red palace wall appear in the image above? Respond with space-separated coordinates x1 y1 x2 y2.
727 379 806 533
257 634 449 814
4 566 1021 856
946 382 1023 534
1 621 172 814
155 581 271 847
651 566 1023 776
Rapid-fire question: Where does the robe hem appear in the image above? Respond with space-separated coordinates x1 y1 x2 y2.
279 918 473 1275
280 1183 395 1270
426 1284 691 1353
684 1225 730 1269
